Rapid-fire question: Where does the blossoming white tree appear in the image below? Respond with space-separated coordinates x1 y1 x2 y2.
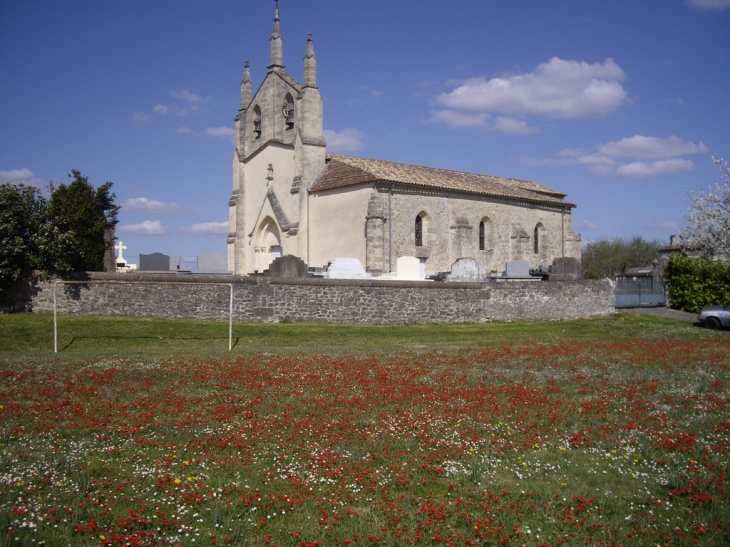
681 157 730 263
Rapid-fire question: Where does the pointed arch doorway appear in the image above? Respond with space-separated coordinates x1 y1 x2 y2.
254 217 282 271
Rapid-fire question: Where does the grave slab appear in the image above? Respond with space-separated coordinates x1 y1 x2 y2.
505 259 531 278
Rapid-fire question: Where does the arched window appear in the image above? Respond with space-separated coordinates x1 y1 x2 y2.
415 215 423 247
283 94 295 131
252 105 262 140
534 224 542 254
479 217 492 252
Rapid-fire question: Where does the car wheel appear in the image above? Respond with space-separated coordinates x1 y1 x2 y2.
705 317 721 330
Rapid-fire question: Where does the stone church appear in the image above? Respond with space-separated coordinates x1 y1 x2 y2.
227 8 581 277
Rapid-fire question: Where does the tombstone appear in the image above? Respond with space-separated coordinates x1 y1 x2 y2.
549 257 584 281
140 252 171 271
505 259 531 278
269 255 308 278
445 257 484 282
325 258 371 279
395 256 423 280
197 252 228 272
170 256 183 270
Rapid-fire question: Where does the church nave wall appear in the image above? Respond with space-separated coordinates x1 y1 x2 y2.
387 189 580 276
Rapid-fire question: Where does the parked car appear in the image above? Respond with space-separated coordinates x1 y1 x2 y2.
697 305 730 329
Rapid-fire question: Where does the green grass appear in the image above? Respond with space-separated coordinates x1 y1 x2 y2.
1 312 728 546
0 311 716 359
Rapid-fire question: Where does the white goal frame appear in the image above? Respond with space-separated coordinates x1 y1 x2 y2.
53 280 234 353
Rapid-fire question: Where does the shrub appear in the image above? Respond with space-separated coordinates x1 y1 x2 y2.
664 253 730 313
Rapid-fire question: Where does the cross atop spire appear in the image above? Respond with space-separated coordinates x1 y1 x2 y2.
303 31 317 88
239 60 252 113
268 2 284 69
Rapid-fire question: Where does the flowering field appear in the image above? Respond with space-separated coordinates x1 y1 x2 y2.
1 335 729 546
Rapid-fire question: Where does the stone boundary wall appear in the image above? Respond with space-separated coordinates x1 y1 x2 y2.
12 272 614 323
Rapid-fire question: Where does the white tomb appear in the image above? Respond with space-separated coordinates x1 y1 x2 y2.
379 256 427 281
325 257 371 279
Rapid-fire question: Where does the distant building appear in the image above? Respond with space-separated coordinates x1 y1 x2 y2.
658 235 704 260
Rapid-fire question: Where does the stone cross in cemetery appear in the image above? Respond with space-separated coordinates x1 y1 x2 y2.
114 241 127 265
114 240 137 272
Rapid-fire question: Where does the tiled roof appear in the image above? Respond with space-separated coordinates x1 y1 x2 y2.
310 154 574 207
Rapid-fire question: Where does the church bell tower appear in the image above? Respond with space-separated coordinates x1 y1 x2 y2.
227 5 326 274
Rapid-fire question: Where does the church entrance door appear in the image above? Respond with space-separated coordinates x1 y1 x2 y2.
255 217 282 272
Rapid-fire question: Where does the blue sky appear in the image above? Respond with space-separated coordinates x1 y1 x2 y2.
1 0 728 262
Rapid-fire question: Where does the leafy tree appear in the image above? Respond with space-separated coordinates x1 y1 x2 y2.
681 157 730 262
581 236 663 279
0 183 48 296
664 253 730 313
47 170 119 273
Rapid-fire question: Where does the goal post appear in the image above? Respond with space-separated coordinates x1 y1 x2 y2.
53 280 234 353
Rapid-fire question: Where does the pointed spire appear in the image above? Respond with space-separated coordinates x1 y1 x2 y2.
243 60 251 84
303 31 317 88
268 6 284 69
240 60 252 111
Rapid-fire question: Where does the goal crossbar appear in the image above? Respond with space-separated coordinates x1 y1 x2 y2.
53 280 234 353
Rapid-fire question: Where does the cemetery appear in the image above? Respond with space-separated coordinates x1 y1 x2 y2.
20 255 612 323
3 235 613 322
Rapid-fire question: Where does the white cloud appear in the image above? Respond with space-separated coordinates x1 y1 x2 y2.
118 220 168 235
151 91 212 120
179 221 229 236
0 168 46 188
430 110 489 127
324 128 365 151
522 135 707 178
687 0 730 11
203 127 234 139
615 159 696 178
133 111 149 123
575 220 600 230
172 90 204 103
154 104 189 116
120 197 202 214
595 135 708 160
177 126 193 134
433 57 627 128
492 117 539 134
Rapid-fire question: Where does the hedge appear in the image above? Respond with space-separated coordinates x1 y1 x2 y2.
664 254 730 313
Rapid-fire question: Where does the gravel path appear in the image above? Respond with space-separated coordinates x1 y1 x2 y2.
621 307 698 323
